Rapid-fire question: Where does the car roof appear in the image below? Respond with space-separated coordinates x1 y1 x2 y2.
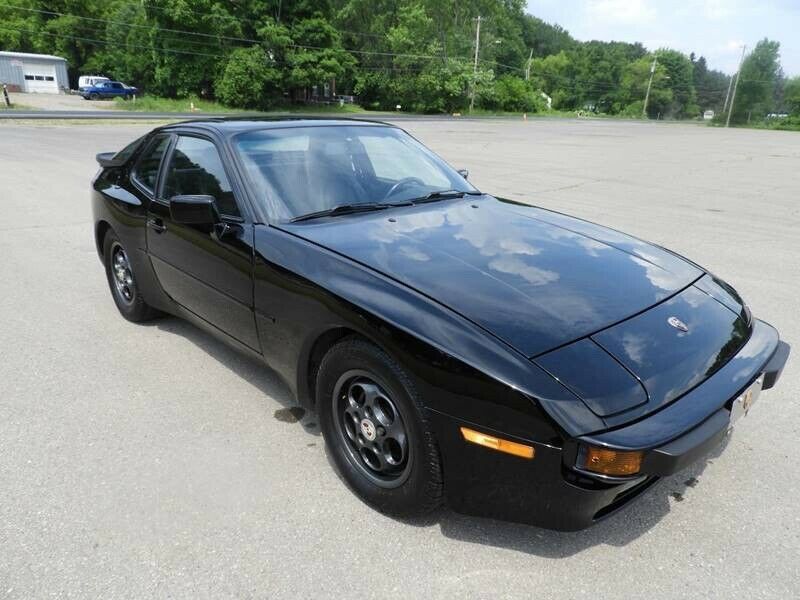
158 117 395 137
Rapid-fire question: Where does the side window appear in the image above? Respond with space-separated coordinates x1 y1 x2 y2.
163 136 240 218
132 135 170 194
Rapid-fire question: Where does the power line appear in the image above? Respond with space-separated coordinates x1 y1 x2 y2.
0 24 228 59
0 22 472 77
0 3 468 63
111 0 389 39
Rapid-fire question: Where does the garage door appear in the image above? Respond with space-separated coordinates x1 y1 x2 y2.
23 64 58 94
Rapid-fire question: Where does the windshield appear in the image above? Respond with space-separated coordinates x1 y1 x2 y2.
233 125 478 220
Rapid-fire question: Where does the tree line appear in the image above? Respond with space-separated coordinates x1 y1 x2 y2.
1 0 797 123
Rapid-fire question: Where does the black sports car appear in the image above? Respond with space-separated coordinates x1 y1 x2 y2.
92 118 789 530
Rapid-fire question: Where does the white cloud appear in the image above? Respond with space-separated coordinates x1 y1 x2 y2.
585 0 657 24
703 0 737 20
488 256 559 287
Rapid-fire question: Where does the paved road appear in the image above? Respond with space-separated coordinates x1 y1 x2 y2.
0 119 797 599
5 91 107 112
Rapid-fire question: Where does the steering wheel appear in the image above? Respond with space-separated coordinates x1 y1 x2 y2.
382 177 426 201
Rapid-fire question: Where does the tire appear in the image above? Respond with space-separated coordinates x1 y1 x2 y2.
317 337 443 517
102 230 158 322
89 93 98 101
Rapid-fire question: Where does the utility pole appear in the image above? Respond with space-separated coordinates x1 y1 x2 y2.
642 54 657 118
469 15 482 113
725 44 747 128
525 48 534 81
722 71 734 112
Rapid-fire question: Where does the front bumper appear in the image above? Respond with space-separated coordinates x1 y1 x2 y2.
430 320 789 531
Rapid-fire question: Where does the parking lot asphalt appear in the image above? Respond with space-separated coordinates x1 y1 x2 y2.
0 118 798 599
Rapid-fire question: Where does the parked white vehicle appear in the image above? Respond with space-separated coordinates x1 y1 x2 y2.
78 75 110 90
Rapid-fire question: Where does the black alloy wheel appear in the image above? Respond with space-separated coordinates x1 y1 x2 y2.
317 338 443 516
333 371 412 488
102 230 159 323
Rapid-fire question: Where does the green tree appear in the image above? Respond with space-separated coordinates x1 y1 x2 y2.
82 2 156 90
732 38 782 123
783 76 800 114
529 51 572 108
142 0 243 97
619 55 672 117
691 54 730 113
0 0 789 120
285 17 355 100
482 75 546 112
216 46 281 108
657 49 698 117
521 15 574 58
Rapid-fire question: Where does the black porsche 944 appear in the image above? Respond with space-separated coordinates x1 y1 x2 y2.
92 118 789 530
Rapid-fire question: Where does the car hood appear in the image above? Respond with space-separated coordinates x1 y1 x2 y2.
536 279 751 424
278 195 703 358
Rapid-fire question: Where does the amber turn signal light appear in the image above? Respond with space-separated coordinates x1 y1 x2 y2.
460 427 535 459
579 445 643 476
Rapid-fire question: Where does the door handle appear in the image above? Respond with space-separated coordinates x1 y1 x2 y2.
147 217 167 233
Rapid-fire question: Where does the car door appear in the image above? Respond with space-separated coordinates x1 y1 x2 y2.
146 133 259 350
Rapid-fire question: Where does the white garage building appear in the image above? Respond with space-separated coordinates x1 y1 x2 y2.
0 51 69 94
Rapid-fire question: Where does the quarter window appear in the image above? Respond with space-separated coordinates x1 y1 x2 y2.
163 137 240 218
132 135 170 194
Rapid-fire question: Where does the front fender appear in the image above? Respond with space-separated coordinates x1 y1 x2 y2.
253 225 604 441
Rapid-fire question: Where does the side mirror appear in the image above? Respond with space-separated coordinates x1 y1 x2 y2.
457 169 469 180
169 194 219 225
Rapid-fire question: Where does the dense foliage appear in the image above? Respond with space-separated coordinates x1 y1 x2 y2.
0 0 795 122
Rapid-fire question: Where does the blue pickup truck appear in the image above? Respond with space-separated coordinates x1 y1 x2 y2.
80 81 138 100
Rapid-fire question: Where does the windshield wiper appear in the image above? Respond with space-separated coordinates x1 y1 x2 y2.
408 189 482 204
290 201 411 223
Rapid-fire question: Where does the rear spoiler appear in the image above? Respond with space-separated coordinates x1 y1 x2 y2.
96 151 124 168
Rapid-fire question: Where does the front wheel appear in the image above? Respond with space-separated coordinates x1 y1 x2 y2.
103 230 158 322
89 93 99 101
317 338 443 517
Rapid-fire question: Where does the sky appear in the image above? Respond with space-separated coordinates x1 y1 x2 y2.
526 0 800 76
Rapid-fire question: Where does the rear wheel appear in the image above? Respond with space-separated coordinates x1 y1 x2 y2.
103 230 158 322
317 338 443 517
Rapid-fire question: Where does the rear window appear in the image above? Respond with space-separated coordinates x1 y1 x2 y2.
132 136 171 193
113 135 146 164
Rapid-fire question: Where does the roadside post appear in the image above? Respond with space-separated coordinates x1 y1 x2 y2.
2 84 10 108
